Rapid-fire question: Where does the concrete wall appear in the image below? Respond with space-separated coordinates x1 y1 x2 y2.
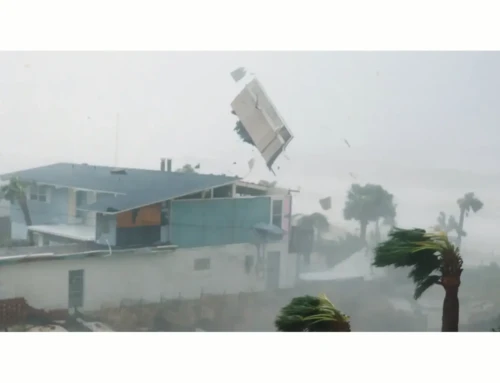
0 217 11 243
0 241 296 311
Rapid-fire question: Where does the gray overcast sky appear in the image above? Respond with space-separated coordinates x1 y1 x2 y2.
1 51 500 171
2 51 500 248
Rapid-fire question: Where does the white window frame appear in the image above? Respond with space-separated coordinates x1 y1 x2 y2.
99 214 110 234
28 184 50 203
271 199 283 228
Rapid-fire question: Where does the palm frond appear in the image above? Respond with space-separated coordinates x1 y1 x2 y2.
297 213 330 233
275 294 350 332
374 227 444 288
0 177 27 203
233 120 255 146
414 275 441 299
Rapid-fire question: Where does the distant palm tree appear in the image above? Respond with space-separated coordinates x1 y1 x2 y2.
233 120 254 146
1 177 34 246
373 227 463 332
258 180 277 188
295 212 330 239
294 212 329 264
456 192 483 247
434 211 458 234
176 164 198 173
275 294 351 332
343 183 397 242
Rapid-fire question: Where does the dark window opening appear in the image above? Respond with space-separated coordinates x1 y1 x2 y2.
68 269 84 309
278 126 292 142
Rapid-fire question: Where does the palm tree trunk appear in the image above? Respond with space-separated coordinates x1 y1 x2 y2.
441 285 459 332
375 219 381 242
360 220 368 241
18 195 34 246
456 208 465 247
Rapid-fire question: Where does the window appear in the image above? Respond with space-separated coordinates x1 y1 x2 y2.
194 258 210 271
68 269 84 309
278 126 292 143
160 201 170 226
99 215 110 234
29 185 49 202
272 199 283 228
75 190 87 218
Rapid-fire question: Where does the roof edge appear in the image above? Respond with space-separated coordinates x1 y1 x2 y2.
80 179 242 215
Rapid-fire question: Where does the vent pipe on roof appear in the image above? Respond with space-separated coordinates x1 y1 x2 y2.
160 158 166 172
167 159 172 173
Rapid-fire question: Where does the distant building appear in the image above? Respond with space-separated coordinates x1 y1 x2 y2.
0 160 297 311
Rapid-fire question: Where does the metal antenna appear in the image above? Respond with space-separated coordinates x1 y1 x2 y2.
114 113 120 167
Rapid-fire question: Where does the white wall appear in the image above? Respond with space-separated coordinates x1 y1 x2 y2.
0 241 296 311
11 221 27 240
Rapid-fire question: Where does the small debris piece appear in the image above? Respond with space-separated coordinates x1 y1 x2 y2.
319 197 332 211
230 67 247 82
248 158 255 171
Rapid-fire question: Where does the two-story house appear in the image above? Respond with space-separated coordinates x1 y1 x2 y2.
0 160 297 312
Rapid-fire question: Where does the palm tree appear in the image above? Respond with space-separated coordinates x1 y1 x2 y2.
373 227 463 332
294 212 329 265
456 192 483 247
258 180 277 188
176 164 199 173
343 183 397 242
1 177 34 246
434 211 458 234
295 212 330 238
275 294 351 332
233 120 255 146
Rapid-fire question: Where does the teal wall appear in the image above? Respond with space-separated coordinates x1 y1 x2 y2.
170 197 271 248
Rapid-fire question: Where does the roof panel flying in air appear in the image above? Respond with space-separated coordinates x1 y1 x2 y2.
230 77 293 171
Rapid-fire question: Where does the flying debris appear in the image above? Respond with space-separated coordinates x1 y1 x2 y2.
343 139 351 148
230 67 247 82
248 158 255 171
231 77 294 173
319 197 332 211
194 164 201 170
349 172 357 180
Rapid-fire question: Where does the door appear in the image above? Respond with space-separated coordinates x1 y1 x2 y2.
266 251 281 290
68 269 84 309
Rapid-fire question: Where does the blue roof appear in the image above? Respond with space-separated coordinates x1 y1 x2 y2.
1 163 239 213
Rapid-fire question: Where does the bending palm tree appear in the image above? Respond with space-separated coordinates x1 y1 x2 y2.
373 228 463 332
1 177 34 246
275 294 351 332
456 192 483 247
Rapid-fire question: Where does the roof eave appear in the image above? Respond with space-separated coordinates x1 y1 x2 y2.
80 178 241 215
